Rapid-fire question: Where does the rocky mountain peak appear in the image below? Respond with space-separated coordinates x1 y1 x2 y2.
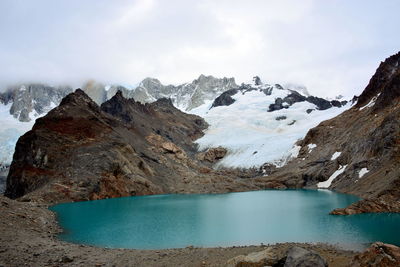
0 83 72 122
59 88 98 108
356 51 400 110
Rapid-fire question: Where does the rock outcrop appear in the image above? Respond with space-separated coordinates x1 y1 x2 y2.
197 147 227 163
0 83 72 122
349 242 400 267
256 51 400 214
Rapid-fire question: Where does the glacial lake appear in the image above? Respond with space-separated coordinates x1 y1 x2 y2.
50 190 400 250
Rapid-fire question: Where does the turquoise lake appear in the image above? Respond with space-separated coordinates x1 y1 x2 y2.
50 190 400 249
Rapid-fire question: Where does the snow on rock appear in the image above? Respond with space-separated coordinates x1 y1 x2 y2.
330 151 342 161
191 83 350 168
317 165 348 188
359 168 369 178
359 93 380 110
307 143 317 152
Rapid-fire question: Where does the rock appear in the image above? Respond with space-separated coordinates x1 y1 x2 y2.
1 83 72 122
276 116 287 121
211 89 238 108
226 248 277 267
253 76 262 86
283 91 307 105
350 242 400 267
284 246 327 267
198 147 227 163
61 256 73 263
305 96 332 110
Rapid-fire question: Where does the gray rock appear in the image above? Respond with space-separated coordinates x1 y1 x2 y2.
284 247 327 267
226 248 278 267
1 83 72 122
132 75 237 110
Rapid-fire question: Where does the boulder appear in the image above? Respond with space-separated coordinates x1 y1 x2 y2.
226 248 278 267
284 247 327 267
198 147 227 163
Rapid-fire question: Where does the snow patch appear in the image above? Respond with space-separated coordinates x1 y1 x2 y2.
307 143 317 152
358 168 369 178
359 93 380 110
330 151 341 161
317 165 347 188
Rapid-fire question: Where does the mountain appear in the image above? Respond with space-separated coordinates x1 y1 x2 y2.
0 75 235 189
253 52 400 214
190 76 349 168
131 75 237 110
4 89 262 202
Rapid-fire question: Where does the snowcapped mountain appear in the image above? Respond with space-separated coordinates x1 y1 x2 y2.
0 75 348 181
131 75 237 111
0 84 72 168
81 75 237 111
190 77 350 168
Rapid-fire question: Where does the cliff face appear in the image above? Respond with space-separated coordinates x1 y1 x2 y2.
258 52 400 214
0 84 72 122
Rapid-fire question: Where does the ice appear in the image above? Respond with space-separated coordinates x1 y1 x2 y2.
317 165 348 188
191 87 349 168
0 103 35 166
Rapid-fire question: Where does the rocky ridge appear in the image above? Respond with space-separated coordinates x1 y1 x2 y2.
4 89 262 203
0 83 72 122
255 52 400 214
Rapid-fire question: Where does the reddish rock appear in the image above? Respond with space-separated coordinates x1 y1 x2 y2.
350 242 400 267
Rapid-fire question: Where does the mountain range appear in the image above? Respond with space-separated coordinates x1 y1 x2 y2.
2 52 399 217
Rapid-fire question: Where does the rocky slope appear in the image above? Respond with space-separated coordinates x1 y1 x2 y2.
4 89 261 203
256 52 400 214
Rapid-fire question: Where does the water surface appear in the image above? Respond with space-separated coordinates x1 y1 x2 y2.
50 190 400 249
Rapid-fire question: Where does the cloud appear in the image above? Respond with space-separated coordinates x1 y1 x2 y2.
0 0 399 98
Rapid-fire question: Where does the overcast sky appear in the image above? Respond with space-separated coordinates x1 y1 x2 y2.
0 0 399 97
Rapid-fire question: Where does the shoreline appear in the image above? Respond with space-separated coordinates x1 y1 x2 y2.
0 193 371 267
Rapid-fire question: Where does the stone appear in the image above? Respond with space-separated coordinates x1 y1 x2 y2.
350 242 400 267
226 248 277 267
284 247 327 267
198 147 227 163
210 89 238 108
61 256 73 263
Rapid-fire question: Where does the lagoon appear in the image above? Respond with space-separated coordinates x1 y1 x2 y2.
50 190 400 249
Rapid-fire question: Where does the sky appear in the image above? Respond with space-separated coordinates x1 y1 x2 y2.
0 0 399 98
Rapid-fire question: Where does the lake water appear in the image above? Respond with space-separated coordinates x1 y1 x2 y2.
50 190 400 249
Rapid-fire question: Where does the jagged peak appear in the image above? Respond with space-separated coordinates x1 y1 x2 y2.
140 77 162 86
59 88 98 107
356 51 400 110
